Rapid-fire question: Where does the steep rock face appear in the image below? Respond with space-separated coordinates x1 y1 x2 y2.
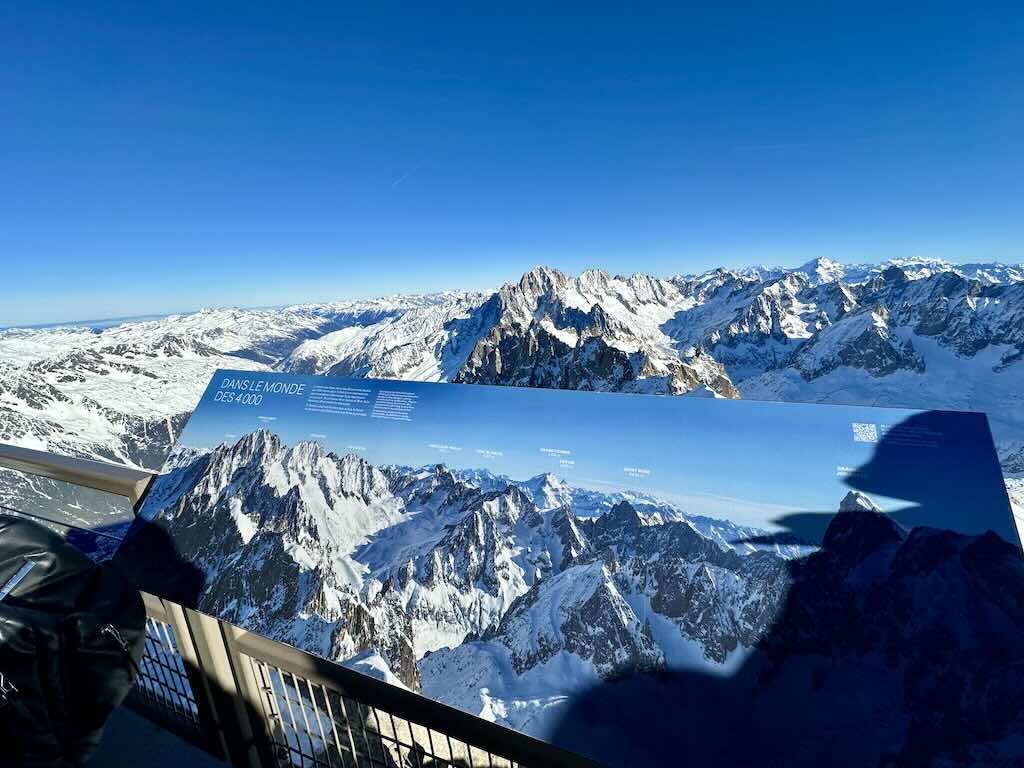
551 505 590 566
807 266 1024 369
585 503 790 663
485 562 664 678
880 270 1024 361
458 317 641 391
792 305 925 380
455 268 739 397
421 487 542 592
662 262 1024 391
419 495 794 719
385 485 594 655
139 432 420 688
587 500 647 549
662 270 850 380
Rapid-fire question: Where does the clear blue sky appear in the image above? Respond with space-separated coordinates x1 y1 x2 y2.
2 2 1022 326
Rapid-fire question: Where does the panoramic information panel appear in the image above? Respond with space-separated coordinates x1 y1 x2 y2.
124 370 1021 766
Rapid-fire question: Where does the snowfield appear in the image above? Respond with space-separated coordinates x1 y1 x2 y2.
3 257 1021 526
4 256 1022 766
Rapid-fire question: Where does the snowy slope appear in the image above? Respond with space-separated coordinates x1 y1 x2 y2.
3 259 1023 467
0 294 460 467
281 291 494 380
2 258 1023 547
137 432 806 692
420 488 1024 761
127 422 1024 764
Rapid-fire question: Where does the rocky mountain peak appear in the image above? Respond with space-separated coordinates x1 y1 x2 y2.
592 500 645 539
880 264 910 284
232 428 283 463
468 484 536 527
507 266 570 309
838 490 882 513
521 472 572 511
488 561 664 678
796 256 845 284
823 491 905 555
551 504 590 564
576 268 612 293
334 451 392 503
286 439 324 465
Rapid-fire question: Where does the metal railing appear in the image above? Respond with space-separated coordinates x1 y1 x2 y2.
127 593 598 768
0 442 602 768
0 442 153 505
126 594 225 757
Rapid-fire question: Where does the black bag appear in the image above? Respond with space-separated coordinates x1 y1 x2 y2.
0 515 145 767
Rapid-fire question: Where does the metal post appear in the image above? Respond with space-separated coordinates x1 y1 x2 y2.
157 596 231 759
180 606 272 768
220 621 282 768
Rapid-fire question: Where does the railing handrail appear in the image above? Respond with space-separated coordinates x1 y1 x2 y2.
226 623 604 768
0 441 155 505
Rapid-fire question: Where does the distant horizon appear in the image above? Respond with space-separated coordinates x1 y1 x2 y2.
172 424 807 529
6 4 1022 328
169 416 850 533
4 254 1021 330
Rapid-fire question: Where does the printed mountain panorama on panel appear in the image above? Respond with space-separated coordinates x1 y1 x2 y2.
126 429 1024 765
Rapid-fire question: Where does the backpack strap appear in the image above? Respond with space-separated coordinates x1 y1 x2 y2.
0 670 18 709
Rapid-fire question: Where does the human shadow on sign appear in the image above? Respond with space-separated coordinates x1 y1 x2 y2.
742 410 1016 547
549 412 1024 768
16 508 205 610
101 516 207 607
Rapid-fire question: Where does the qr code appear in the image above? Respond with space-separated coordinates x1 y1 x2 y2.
852 422 878 443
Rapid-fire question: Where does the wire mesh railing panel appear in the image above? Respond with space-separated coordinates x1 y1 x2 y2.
0 466 133 558
245 655 527 768
130 615 202 728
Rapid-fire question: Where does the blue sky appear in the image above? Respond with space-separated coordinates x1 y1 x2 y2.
166 370 1016 542
2 2 1022 326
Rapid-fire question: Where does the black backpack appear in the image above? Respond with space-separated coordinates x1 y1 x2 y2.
0 515 145 767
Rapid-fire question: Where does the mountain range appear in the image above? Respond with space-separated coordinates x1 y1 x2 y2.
2 256 1022 534
135 429 803 678
5 251 1020 766
123 428 1024 766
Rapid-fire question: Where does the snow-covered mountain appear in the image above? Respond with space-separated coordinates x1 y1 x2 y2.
2 258 1021 467
451 267 739 396
2 258 1022 535
3 256 1019 764
0 294 463 467
420 496 793 735
128 431 807 691
0 293 476 532
544 493 1024 768
126 433 1024 765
